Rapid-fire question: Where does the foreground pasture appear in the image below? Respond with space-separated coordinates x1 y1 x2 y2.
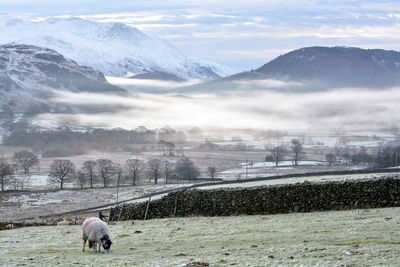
1 207 400 266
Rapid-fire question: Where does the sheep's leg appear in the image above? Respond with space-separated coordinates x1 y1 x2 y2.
98 243 101 253
82 233 88 252
93 242 97 253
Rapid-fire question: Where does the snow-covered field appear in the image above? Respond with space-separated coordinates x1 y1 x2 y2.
0 184 192 221
26 175 49 188
220 160 325 174
217 159 365 180
1 207 400 266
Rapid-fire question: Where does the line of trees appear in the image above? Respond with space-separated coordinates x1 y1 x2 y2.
265 139 304 167
265 140 400 169
0 150 40 192
47 156 201 190
4 128 158 148
3 126 190 158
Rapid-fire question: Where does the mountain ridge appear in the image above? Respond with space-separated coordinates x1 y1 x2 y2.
255 46 400 87
182 46 400 92
0 44 124 114
0 15 237 80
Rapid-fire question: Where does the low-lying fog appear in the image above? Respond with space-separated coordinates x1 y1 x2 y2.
35 78 400 132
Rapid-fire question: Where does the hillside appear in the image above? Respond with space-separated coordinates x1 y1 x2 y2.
184 46 400 92
0 44 124 113
0 15 236 80
256 46 400 88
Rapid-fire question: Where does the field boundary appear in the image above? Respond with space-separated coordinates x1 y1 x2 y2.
5 167 400 222
110 175 400 220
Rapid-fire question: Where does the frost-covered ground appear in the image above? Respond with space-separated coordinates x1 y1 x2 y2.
219 160 325 176
1 207 400 266
217 160 366 180
197 173 399 190
210 130 396 149
0 184 192 221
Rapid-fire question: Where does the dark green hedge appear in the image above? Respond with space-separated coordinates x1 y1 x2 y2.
109 177 400 221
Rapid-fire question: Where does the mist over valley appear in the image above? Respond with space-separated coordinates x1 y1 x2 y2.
1 4 400 266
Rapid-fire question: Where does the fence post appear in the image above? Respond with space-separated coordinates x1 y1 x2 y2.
144 196 152 220
117 205 124 221
173 196 178 217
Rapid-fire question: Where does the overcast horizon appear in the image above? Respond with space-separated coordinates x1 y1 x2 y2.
2 0 400 70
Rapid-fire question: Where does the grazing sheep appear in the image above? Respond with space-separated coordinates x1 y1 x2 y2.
57 219 69 226
82 217 112 253
5 223 14 230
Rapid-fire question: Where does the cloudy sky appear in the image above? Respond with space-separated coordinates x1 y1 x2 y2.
2 0 400 70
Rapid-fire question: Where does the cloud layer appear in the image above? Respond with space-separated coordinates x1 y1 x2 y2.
35 87 400 132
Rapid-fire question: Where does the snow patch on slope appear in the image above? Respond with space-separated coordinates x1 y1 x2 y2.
0 15 237 80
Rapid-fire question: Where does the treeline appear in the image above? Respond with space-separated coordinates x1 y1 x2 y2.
324 146 400 168
4 128 157 147
263 138 400 168
3 127 189 156
0 150 203 191
47 156 201 190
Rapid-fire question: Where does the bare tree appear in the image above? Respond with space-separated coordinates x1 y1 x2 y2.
13 151 39 174
326 153 337 166
159 140 176 156
19 175 31 190
341 153 352 165
76 170 87 189
48 160 75 190
82 161 97 188
0 158 13 191
175 156 200 181
270 146 287 167
207 165 217 179
163 160 173 183
147 159 162 184
96 159 114 187
9 176 19 191
290 139 303 166
10 174 31 191
113 163 123 186
125 159 142 186
114 163 124 203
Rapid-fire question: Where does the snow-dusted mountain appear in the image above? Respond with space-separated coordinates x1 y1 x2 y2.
254 46 400 87
186 46 400 92
0 15 236 80
0 44 123 113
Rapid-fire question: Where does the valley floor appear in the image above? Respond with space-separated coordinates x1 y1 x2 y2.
1 207 399 266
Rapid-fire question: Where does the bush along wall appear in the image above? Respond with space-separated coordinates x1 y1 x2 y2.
109 176 400 221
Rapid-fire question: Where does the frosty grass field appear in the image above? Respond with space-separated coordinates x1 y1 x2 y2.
1 207 400 266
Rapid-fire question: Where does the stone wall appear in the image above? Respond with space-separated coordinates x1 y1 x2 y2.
110 176 400 221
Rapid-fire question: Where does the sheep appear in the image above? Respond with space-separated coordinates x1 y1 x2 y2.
5 223 14 230
82 217 113 253
57 219 70 226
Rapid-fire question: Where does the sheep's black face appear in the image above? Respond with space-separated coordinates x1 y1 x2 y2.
102 240 112 253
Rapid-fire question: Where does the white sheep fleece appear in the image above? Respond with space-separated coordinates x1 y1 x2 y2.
82 217 109 252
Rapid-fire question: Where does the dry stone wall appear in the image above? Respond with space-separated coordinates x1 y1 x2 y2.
110 176 400 221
